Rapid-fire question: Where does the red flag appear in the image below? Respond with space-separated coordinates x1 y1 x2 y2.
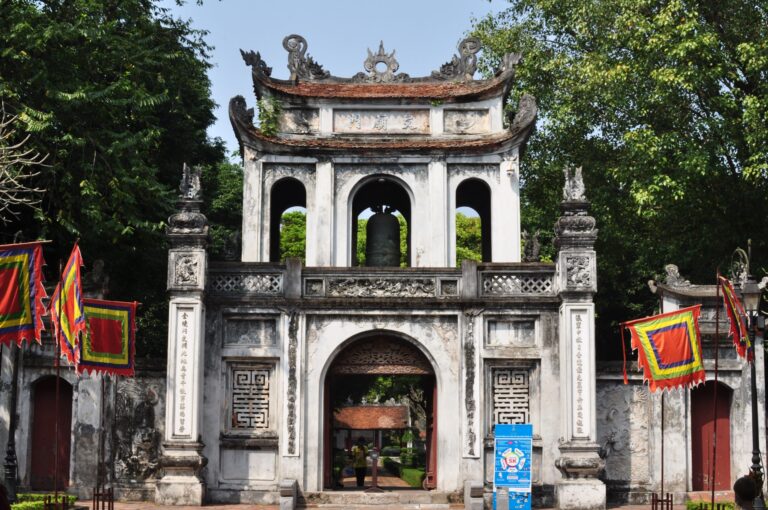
50 244 85 365
0 242 47 346
621 306 705 392
718 276 753 362
78 299 137 376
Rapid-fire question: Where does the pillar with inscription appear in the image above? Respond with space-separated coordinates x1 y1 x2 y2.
156 164 209 505
554 167 606 510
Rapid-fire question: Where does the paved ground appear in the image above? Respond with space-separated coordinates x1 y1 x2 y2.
109 501 694 509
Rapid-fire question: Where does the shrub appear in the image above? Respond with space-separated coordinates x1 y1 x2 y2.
381 446 401 456
401 467 426 488
685 502 735 510
12 494 76 510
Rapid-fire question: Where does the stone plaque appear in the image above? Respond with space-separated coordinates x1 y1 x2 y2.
487 319 536 347
224 317 277 345
279 109 319 134
333 109 429 134
444 109 490 134
173 305 195 438
220 449 276 482
571 309 590 438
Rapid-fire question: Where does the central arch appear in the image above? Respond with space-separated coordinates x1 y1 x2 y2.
322 333 437 491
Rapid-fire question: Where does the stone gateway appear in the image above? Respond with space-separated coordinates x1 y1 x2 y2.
156 35 606 508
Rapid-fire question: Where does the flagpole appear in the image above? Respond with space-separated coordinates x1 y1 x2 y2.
658 298 664 505
711 273 721 508
54 259 62 504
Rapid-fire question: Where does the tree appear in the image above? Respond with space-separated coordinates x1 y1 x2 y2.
455 212 482 266
473 0 768 358
0 103 47 224
279 210 307 262
1 0 225 357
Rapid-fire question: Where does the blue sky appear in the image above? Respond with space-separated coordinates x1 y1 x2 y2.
164 0 508 154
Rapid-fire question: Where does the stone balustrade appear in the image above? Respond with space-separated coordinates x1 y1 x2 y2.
207 260 556 300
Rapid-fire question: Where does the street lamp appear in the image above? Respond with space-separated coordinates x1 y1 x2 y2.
740 277 765 510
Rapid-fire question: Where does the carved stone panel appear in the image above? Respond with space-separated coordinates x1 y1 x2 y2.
229 364 271 431
596 384 651 483
565 255 592 289
113 378 164 483
279 109 319 134
486 319 536 347
326 278 436 298
443 109 490 134
333 109 429 135
330 336 432 375
168 251 205 291
224 317 277 346
492 368 530 425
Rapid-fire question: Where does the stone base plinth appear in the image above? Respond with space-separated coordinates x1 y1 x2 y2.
556 479 606 510
155 475 206 506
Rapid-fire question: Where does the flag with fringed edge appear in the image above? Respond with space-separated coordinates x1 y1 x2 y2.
621 305 705 392
50 244 85 365
0 242 47 346
78 299 136 376
718 276 753 362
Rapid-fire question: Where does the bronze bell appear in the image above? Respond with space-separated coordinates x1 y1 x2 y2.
365 206 400 267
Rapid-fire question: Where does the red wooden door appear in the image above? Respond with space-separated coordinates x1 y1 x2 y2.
323 378 333 489
423 376 437 489
691 381 732 490
31 377 73 490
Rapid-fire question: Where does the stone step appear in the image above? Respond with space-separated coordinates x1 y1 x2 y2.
301 490 456 507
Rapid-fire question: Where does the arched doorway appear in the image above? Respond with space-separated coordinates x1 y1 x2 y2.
323 335 437 490
350 176 412 267
30 376 73 490
691 381 732 490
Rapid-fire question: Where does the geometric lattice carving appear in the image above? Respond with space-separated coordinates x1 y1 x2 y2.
492 368 530 425
331 337 432 375
231 367 270 429
482 273 553 295
209 273 283 294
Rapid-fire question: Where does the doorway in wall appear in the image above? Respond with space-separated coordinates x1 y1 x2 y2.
30 376 73 490
323 335 437 491
691 381 732 490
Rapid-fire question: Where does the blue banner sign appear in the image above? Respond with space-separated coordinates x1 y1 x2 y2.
493 423 533 510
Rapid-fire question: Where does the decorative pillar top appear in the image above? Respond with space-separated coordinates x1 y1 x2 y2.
554 166 597 251
167 163 209 249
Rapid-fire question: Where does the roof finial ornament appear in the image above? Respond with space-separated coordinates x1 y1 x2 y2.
562 166 586 202
179 162 202 200
353 41 410 83
283 34 330 81
432 37 482 81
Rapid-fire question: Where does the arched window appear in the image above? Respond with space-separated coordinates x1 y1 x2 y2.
456 178 491 263
270 178 306 262
351 176 411 267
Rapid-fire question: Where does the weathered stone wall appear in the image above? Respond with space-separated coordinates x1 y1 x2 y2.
110 361 166 500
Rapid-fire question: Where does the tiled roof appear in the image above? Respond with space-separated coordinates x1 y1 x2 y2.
334 405 409 430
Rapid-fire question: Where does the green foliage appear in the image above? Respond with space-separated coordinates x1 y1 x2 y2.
455 212 482 266
279 210 307 262
0 0 226 358
204 158 243 259
257 97 281 137
473 0 768 358
382 457 425 487
685 502 734 510
12 494 76 510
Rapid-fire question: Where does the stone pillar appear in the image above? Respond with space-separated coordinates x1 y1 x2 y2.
156 164 209 505
308 157 334 266
428 157 448 267
492 150 521 262
553 166 605 510
241 147 264 262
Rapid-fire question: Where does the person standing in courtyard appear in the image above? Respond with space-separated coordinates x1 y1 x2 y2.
351 436 368 488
